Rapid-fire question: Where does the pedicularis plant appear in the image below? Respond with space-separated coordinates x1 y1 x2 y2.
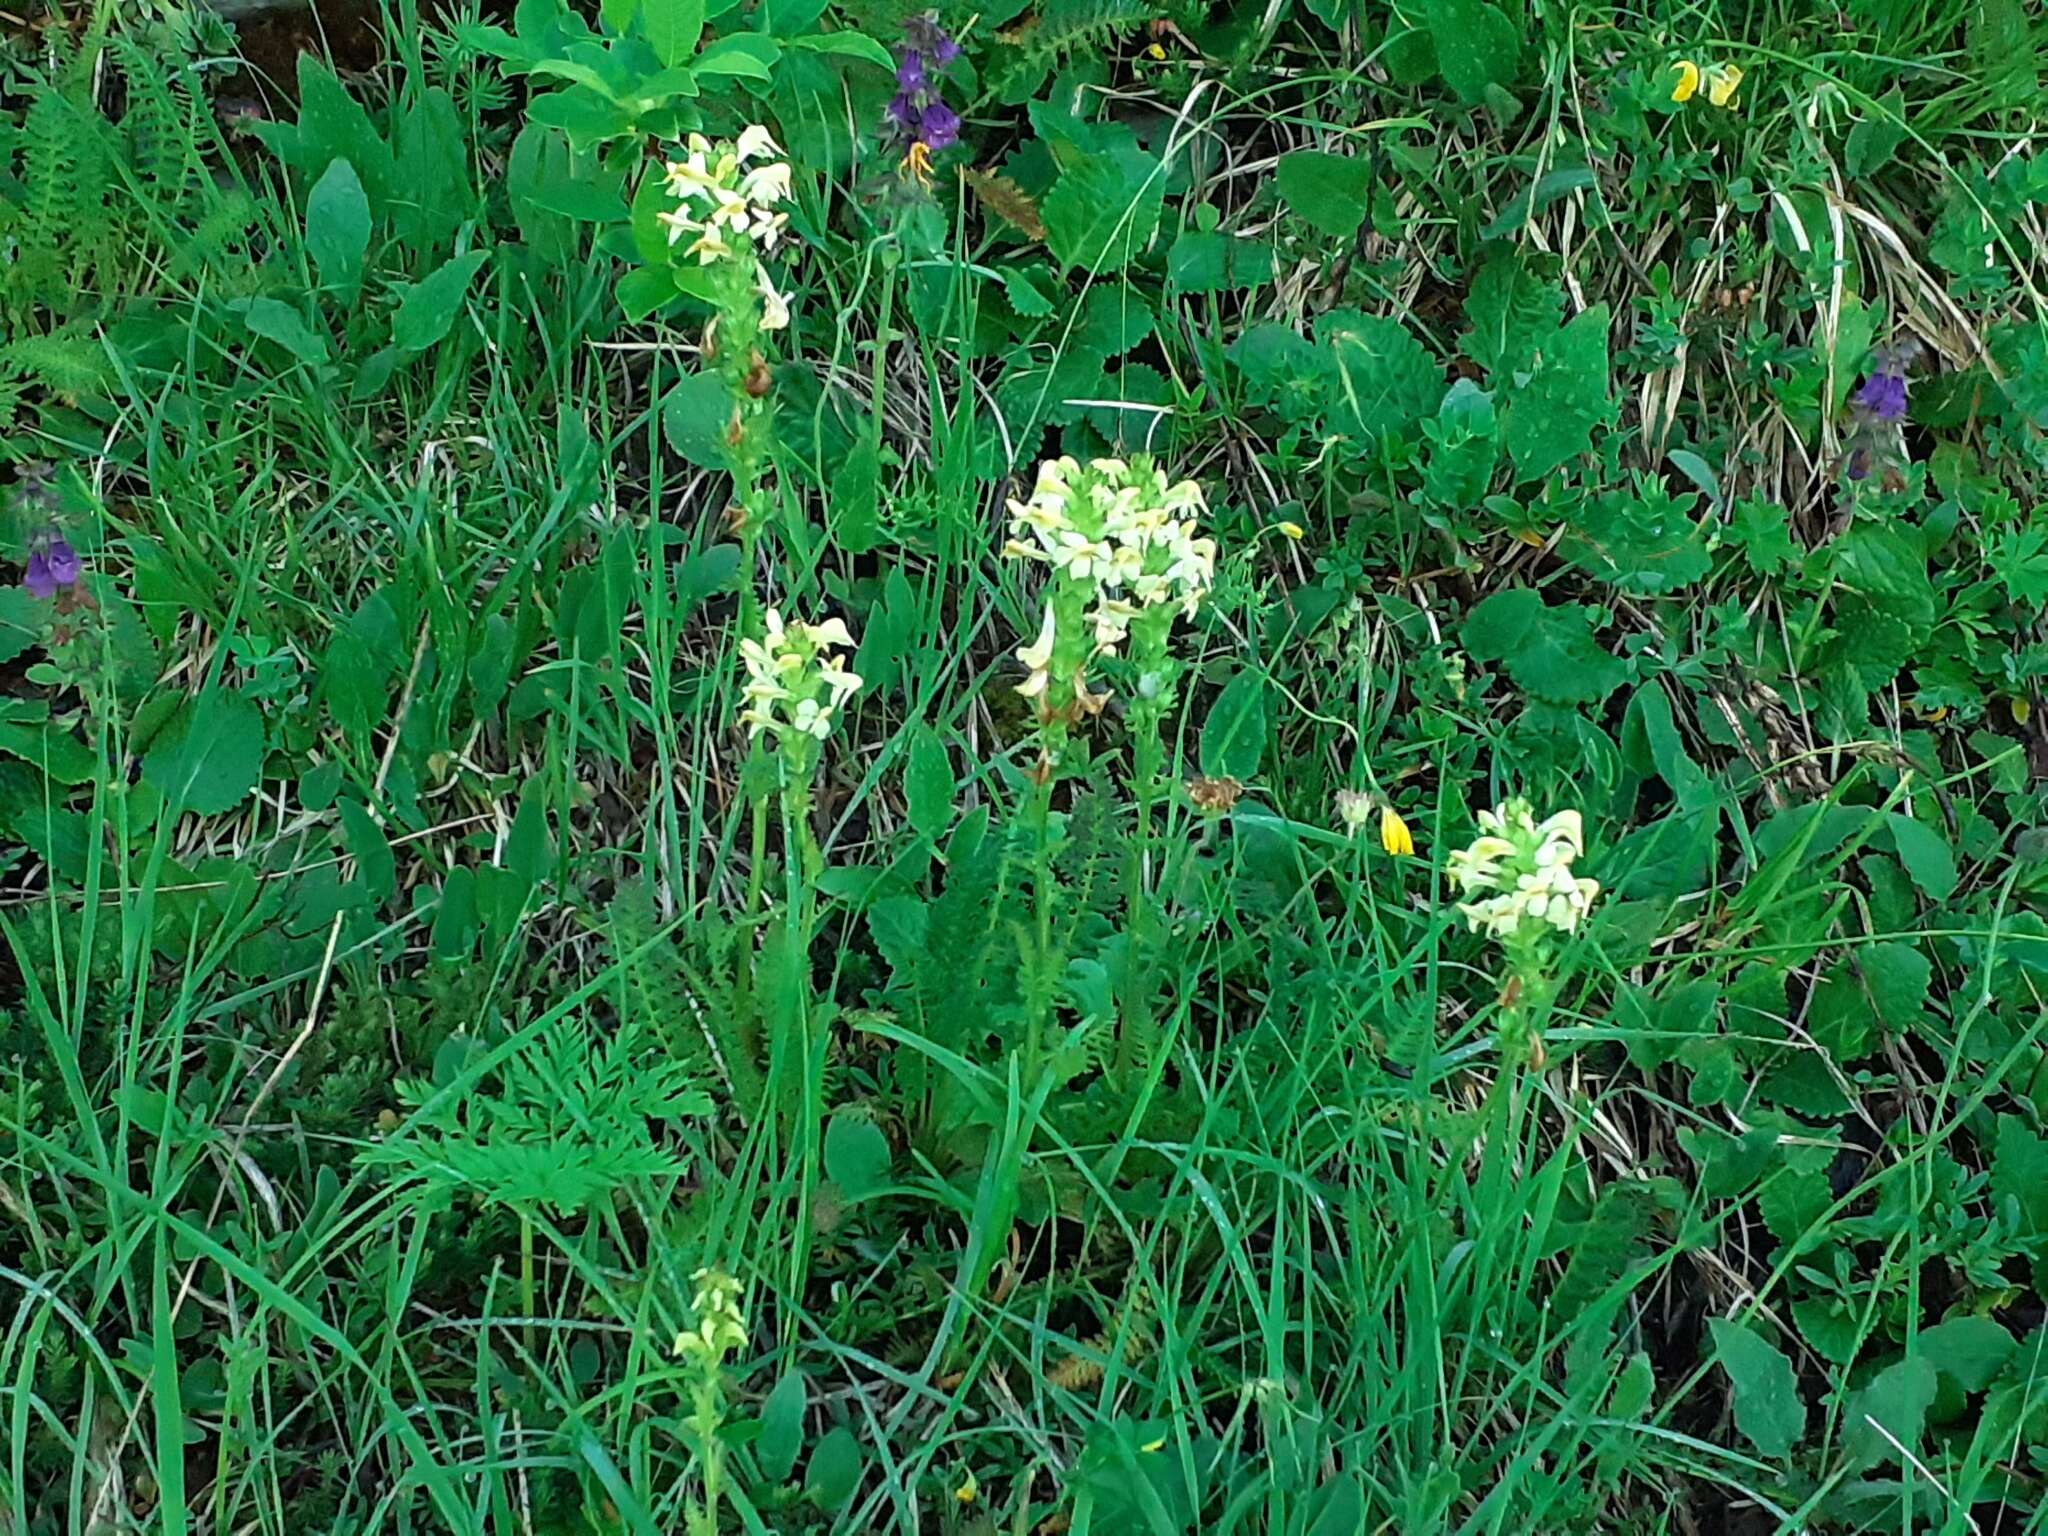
15 2 2048 1532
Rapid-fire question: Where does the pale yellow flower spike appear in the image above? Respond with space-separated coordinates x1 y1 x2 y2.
1669 59 1700 103
1380 806 1415 858
1705 63 1743 108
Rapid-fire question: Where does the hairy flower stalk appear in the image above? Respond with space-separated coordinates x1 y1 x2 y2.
1448 800 1601 1067
739 609 862 787
674 1269 748 1536
656 126 794 564
887 13 962 184
1002 454 1214 1077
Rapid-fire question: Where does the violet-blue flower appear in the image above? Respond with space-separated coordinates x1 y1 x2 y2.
896 48 927 93
45 538 79 587
22 537 79 599
919 100 960 151
1856 368 1907 423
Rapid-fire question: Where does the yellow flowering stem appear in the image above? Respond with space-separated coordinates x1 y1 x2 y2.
1380 806 1415 857
1704 62 1742 107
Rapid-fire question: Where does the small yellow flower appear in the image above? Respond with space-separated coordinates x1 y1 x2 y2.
1669 59 1700 102
954 1470 978 1505
1145 41 1167 59
2015 697 2033 725
1704 62 1743 107
1276 520 1305 541
1380 806 1415 858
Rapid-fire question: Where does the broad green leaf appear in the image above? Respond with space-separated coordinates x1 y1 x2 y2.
1845 1356 1937 1470
805 1425 862 1511
306 157 370 300
904 725 954 840
1504 303 1610 482
432 866 478 959
1918 1316 2015 1394
823 1112 891 1198
695 33 779 76
1426 0 1520 102
1461 254 1562 380
1319 310 1443 443
758 1371 808 1482
662 372 734 471
144 691 265 816
243 298 330 366
1887 811 1958 900
616 265 679 321
339 799 396 906
289 55 395 207
1200 670 1267 779
1276 150 1369 239
639 0 706 67
1709 1319 1805 1458
392 251 491 353
0 713 97 785
1042 147 1165 274
1461 588 1626 705
789 31 896 70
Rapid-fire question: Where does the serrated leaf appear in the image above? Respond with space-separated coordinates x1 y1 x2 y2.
1887 812 1957 901
1846 1357 1937 1470
1461 588 1626 704
1993 1115 2048 1236
999 266 1055 317
1276 150 1369 239
1504 303 1610 482
1709 1319 1805 1458
1461 255 1562 380
144 691 265 816
392 250 491 353
962 167 1046 241
1562 475 1711 594
1042 148 1164 274
1318 310 1443 443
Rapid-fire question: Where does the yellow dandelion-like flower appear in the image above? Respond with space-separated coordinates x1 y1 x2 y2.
1380 806 1415 858
1669 59 1700 102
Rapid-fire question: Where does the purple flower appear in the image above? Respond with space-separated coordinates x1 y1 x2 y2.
888 91 917 129
903 12 959 64
1856 368 1908 423
919 100 960 151
46 538 79 587
896 48 927 93
22 537 79 599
